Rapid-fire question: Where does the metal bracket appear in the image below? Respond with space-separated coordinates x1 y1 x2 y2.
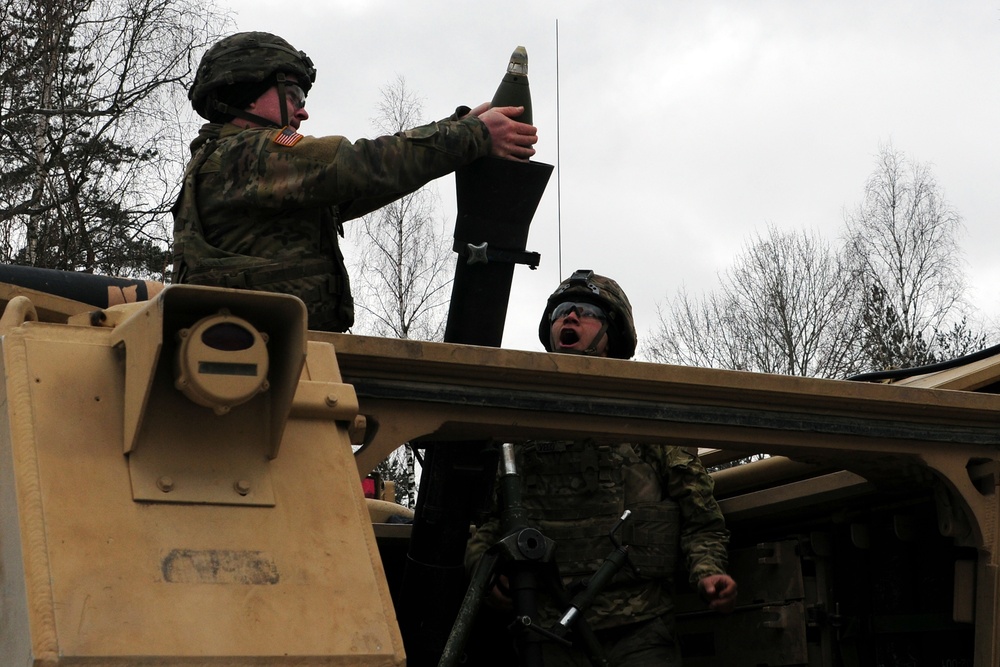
455 241 541 268
110 285 308 507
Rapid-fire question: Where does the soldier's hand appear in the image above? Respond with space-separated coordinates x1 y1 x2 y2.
473 105 538 162
485 573 513 610
698 574 738 614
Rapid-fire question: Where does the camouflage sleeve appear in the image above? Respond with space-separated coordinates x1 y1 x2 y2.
242 116 491 220
465 515 501 575
643 445 730 585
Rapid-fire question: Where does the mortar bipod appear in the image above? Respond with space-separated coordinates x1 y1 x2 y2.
438 443 636 667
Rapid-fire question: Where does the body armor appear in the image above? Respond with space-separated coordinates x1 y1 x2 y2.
170 126 354 331
519 441 680 580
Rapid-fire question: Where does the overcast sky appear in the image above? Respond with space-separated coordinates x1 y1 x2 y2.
219 0 1000 354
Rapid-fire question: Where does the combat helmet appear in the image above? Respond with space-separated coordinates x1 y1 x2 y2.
189 31 316 127
538 269 637 359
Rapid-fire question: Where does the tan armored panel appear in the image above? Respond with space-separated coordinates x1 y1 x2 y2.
329 332 1000 667
0 286 404 665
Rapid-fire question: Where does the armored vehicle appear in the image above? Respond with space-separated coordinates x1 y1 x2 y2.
0 259 996 666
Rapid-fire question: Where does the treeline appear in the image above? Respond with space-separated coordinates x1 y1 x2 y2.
646 144 996 378
0 0 226 280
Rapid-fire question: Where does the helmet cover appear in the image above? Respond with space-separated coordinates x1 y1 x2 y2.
190 31 316 121
538 269 637 359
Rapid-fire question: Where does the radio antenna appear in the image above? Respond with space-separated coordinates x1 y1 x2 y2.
555 19 563 278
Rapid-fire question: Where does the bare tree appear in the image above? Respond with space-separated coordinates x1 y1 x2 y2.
371 445 418 509
646 286 758 372
845 143 971 369
647 226 865 377
347 76 456 506
347 75 454 340
0 0 226 279
649 144 994 378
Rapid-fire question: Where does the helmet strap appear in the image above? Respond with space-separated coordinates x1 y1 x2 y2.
213 101 282 128
582 321 610 356
550 321 610 357
274 73 291 128
212 72 292 129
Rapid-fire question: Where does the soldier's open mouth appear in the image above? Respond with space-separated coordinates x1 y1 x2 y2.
559 329 580 346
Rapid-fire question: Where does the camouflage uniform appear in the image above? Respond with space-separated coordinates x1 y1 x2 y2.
465 270 730 666
172 116 490 331
466 442 728 666
172 31 493 331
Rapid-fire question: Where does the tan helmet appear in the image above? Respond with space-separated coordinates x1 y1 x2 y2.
189 32 316 124
538 269 637 359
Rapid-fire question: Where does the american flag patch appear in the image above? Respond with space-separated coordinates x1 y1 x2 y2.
273 126 303 147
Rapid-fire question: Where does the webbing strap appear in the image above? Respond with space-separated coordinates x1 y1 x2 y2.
221 259 336 288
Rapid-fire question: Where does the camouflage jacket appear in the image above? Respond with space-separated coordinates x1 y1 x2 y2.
465 442 729 631
171 115 491 331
